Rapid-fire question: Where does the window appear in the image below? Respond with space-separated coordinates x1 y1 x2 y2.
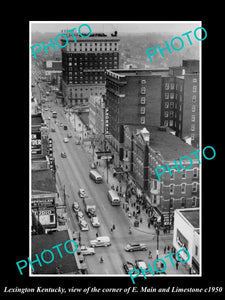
192 95 197 103
170 111 174 118
193 168 198 178
170 102 174 109
169 120 173 126
191 124 195 131
181 197 186 208
192 196 197 207
140 107 145 114
141 79 146 84
192 105 196 112
191 115 196 122
195 245 198 256
193 78 197 83
170 198 174 208
165 93 169 99
170 83 175 90
182 169 186 179
170 93 174 99
191 133 195 140
140 97 146 104
193 86 197 92
180 95 182 102
140 116 145 124
165 83 170 90
164 111 169 118
170 170 174 180
192 182 198 192
141 87 146 94
50 215 54 223
165 102 169 109
181 183 186 194
170 184 175 194
164 120 168 126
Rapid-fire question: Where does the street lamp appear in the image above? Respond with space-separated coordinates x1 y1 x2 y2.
156 225 159 259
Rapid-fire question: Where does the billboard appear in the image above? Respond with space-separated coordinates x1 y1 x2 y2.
31 132 42 155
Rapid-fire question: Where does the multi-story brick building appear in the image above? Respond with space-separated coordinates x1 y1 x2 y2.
105 68 169 165
160 60 199 148
61 31 120 106
122 125 200 227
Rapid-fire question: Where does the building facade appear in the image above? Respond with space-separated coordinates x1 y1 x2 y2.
160 60 199 148
106 68 169 165
121 125 200 226
173 208 200 274
61 31 120 106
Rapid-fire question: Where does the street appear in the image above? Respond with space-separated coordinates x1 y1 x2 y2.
32 77 188 276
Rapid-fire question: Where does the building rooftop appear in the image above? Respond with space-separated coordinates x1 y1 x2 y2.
45 61 62 71
178 208 200 229
125 125 197 162
32 113 44 126
107 68 169 78
147 126 197 162
32 230 80 274
32 169 57 194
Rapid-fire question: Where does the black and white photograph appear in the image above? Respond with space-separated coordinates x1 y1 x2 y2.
1 17 224 298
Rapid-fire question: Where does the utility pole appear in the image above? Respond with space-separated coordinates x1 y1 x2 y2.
168 197 171 234
156 224 159 259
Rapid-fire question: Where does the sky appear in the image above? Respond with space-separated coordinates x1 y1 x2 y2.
30 21 201 35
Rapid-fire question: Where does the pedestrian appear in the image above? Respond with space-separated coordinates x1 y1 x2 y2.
176 261 179 270
133 211 135 217
96 232 99 238
140 217 142 223
110 227 113 232
148 222 151 228
112 224 115 230
167 245 170 252
164 246 166 254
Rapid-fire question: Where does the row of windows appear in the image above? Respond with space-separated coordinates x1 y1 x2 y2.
168 196 198 208
169 182 198 194
164 79 197 91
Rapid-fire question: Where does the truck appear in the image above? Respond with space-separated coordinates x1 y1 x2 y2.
83 198 96 218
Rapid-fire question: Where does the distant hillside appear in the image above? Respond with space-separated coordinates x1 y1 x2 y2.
31 31 200 67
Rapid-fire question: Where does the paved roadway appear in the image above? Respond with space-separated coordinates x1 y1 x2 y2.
40 99 162 275
33 78 187 276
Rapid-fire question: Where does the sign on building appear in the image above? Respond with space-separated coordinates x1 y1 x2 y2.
31 132 42 155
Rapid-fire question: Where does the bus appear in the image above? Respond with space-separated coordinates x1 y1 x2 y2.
107 189 121 206
52 111 57 118
89 170 103 183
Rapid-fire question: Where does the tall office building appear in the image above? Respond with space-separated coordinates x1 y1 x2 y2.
161 60 200 148
105 68 169 164
61 31 120 106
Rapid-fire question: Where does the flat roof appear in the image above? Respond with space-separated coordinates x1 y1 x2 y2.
32 113 44 126
107 68 169 77
32 169 57 194
126 125 197 161
32 230 79 274
178 208 199 228
147 126 197 161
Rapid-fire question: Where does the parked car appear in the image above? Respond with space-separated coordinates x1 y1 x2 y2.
80 245 95 256
67 132 72 138
75 140 81 145
51 128 56 132
90 236 111 248
78 188 87 198
90 162 97 169
61 152 67 158
60 123 64 127
135 260 149 273
63 137 69 143
76 210 84 221
123 261 135 274
72 201 80 213
90 216 100 227
79 219 89 231
124 243 147 252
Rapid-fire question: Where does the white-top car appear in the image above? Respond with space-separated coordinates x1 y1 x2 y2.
91 216 100 227
90 236 111 247
76 210 84 221
80 245 95 256
79 219 89 231
63 137 69 143
78 188 87 198
72 201 80 213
